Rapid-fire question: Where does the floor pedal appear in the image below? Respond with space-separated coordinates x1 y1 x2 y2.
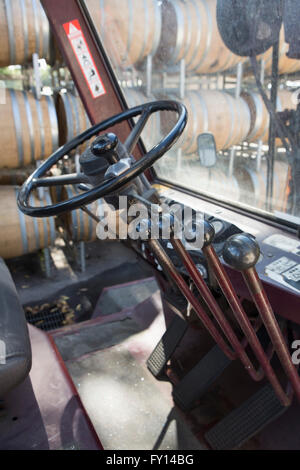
205 384 288 450
173 345 232 410
147 315 188 380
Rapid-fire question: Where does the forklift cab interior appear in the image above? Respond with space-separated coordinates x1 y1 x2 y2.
1 0 300 451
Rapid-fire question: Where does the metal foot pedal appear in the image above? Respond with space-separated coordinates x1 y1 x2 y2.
147 315 188 380
205 384 288 450
173 345 232 410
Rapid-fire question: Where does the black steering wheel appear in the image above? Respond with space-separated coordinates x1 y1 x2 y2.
18 101 187 218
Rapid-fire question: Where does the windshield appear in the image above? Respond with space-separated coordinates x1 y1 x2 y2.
84 0 300 227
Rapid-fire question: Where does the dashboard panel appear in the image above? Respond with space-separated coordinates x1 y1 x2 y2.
155 185 300 325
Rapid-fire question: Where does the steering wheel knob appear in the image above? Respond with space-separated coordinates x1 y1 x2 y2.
91 133 118 157
223 233 260 271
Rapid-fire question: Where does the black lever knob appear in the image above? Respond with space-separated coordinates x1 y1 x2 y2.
91 133 119 164
223 233 260 271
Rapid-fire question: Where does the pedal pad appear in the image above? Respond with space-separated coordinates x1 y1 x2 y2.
147 315 188 380
173 345 232 410
205 384 288 450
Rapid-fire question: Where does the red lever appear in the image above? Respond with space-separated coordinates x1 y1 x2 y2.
223 233 300 403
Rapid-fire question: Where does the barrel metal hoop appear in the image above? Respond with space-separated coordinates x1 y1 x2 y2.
62 93 74 142
248 93 264 141
40 1 50 59
70 93 81 137
235 97 244 144
20 0 29 62
241 97 251 140
44 190 56 243
182 1 193 63
137 0 149 63
222 92 235 149
35 97 45 157
31 0 41 56
46 95 59 151
23 91 35 164
15 187 28 254
186 0 202 69
29 193 40 250
151 0 162 56
172 0 185 65
193 0 212 72
10 90 24 166
4 0 16 64
124 0 134 64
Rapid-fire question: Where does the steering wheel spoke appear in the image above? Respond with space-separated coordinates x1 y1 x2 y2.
125 107 151 154
32 173 89 188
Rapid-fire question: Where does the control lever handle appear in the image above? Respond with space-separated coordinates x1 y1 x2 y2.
170 222 263 381
223 234 300 402
201 223 291 406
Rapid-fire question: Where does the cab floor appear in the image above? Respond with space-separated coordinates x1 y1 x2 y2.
52 289 206 450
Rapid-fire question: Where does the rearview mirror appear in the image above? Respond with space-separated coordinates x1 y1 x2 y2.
197 133 217 168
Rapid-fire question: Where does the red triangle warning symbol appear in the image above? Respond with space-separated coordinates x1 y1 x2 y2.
63 20 81 36
69 22 79 35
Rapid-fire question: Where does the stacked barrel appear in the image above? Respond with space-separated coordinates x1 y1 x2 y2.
0 1 96 259
0 0 50 66
0 87 59 258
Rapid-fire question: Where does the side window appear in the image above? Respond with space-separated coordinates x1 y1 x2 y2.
85 0 300 225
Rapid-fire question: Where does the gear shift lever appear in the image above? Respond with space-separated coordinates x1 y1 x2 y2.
201 222 292 406
223 234 300 402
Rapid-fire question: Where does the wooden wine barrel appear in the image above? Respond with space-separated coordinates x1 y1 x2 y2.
0 0 50 67
61 186 102 243
0 186 56 259
0 89 58 168
161 90 251 154
86 0 161 68
154 0 245 74
235 161 289 211
260 27 300 75
56 91 91 152
0 167 35 186
242 90 296 144
124 88 161 150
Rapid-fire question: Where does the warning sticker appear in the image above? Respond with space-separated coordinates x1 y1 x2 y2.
266 257 297 275
284 265 300 283
263 234 300 256
265 256 300 292
63 20 106 99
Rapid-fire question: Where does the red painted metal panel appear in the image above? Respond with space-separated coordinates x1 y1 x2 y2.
41 0 142 159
